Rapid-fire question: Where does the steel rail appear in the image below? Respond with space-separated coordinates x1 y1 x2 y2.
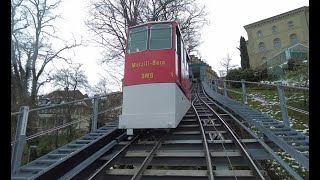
194 85 239 180
88 134 142 180
198 88 271 180
191 95 215 180
197 84 266 180
131 135 165 180
89 131 167 180
194 94 236 180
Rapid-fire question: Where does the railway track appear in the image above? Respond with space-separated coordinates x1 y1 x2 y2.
75 83 269 180
193 83 267 180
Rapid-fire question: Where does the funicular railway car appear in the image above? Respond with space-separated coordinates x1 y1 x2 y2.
119 21 191 135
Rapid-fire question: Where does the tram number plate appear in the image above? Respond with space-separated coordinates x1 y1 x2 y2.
141 73 154 79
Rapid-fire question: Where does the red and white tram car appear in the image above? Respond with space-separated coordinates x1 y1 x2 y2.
119 21 191 135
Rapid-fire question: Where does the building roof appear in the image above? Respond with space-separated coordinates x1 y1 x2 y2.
244 6 308 29
38 89 90 106
46 90 88 100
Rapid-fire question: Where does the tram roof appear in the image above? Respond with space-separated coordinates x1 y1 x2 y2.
128 21 178 29
127 21 190 61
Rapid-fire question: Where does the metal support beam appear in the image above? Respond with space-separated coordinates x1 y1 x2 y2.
91 95 99 132
11 106 29 174
214 80 218 92
241 79 248 105
277 83 290 127
223 81 227 97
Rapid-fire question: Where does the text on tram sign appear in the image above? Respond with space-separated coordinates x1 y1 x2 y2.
132 60 165 68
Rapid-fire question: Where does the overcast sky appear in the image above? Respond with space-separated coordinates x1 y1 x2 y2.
41 0 309 94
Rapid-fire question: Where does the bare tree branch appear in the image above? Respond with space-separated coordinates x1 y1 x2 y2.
11 0 82 108
220 53 237 74
86 0 208 90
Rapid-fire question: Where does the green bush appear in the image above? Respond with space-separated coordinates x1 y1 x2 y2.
226 68 262 84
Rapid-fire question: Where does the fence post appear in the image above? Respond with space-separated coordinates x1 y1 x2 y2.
91 95 99 132
11 106 29 174
214 80 218 92
277 83 290 126
223 80 228 97
241 79 248 104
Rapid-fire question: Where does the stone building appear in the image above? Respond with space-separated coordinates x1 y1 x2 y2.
244 6 309 70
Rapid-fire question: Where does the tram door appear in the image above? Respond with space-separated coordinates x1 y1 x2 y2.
176 28 182 84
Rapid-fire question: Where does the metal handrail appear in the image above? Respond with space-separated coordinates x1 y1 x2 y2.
11 92 121 116
226 88 243 95
212 79 309 115
11 91 122 174
97 106 122 115
11 105 123 146
202 81 309 170
286 105 309 115
11 118 87 146
225 89 310 115
212 79 309 90
245 94 309 115
11 112 22 116
201 83 304 179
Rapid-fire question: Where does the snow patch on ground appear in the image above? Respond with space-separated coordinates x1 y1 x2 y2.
260 80 309 87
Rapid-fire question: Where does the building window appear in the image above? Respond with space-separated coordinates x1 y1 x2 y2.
272 26 278 34
273 38 281 49
288 21 294 29
258 42 266 52
256 30 262 38
290 34 298 45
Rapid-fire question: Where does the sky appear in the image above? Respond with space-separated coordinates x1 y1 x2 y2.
40 0 309 95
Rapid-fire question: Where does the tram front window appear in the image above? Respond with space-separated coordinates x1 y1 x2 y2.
149 24 172 50
128 26 148 54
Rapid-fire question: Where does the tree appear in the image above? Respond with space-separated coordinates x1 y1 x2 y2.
11 0 82 111
87 76 124 129
86 0 208 86
220 53 237 74
51 64 88 141
237 36 250 69
91 77 113 96
50 64 90 140
226 68 261 87
51 64 89 95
